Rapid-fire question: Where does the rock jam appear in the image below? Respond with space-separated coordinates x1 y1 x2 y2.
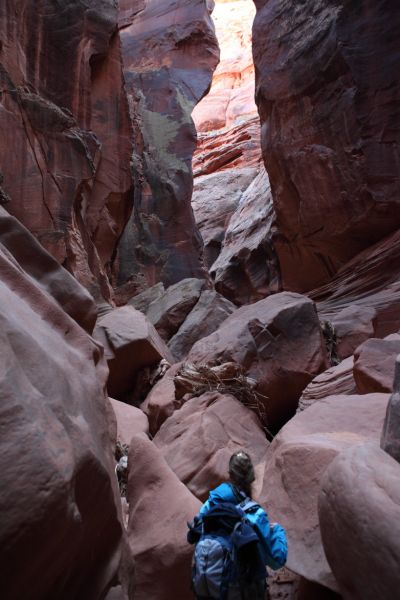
0 1 399 599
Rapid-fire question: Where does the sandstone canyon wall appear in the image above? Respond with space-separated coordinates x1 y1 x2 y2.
0 0 133 304
114 0 219 297
253 0 400 293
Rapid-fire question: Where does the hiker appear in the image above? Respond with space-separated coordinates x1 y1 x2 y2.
188 450 287 600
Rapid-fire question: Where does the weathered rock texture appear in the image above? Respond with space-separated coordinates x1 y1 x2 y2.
354 334 400 394
0 208 129 599
191 0 279 303
298 357 356 412
115 0 219 291
168 289 236 360
127 435 200 600
260 393 389 591
210 169 280 304
189 292 328 430
314 229 400 339
154 391 269 501
0 0 133 303
94 306 174 401
319 443 400 599
253 0 400 293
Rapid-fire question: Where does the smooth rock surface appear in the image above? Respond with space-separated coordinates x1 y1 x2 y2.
0 210 128 599
127 435 201 600
298 357 356 412
192 167 258 268
141 363 183 437
330 305 376 360
319 443 400 599
154 391 269 501
168 290 236 361
110 398 149 445
116 0 219 289
189 292 328 430
260 393 389 591
94 306 174 399
354 334 400 393
210 169 280 304
146 278 207 341
253 0 400 292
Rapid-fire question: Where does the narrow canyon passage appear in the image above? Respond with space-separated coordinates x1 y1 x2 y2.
0 1 399 600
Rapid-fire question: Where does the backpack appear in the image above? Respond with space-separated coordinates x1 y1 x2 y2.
187 502 265 600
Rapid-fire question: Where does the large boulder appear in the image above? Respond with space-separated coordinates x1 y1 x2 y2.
0 211 129 599
253 0 400 293
110 398 149 445
353 334 400 393
298 357 356 412
319 443 400 599
188 292 328 430
191 167 258 268
153 391 269 501
146 278 207 341
259 393 389 591
127 435 200 600
127 282 165 314
94 306 174 400
210 169 280 305
330 305 376 360
141 362 183 437
168 290 236 360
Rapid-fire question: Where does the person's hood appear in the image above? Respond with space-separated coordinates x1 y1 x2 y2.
207 482 238 504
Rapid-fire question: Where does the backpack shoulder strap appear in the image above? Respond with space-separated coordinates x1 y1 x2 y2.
238 497 261 514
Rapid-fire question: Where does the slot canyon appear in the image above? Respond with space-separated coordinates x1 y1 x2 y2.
0 1 399 599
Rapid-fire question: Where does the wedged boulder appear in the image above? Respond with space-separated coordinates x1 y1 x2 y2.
110 398 149 445
127 435 200 600
188 292 328 431
0 214 128 599
127 282 165 314
298 357 356 412
354 334 400 393
146 278 207 341
381 356 400 463
210 169 280 305
192 167 258 268
94 306 174 399
319 443 400 599
153 391 268 501
141 363 183 437
168 290 236 361
330 305 376 359
259 393 389 591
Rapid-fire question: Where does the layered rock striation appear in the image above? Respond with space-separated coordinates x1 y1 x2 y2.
0 0 133 303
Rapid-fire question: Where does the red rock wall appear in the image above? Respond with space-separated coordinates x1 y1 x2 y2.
0 0 133 303
114 0 219 297
253 0 400 292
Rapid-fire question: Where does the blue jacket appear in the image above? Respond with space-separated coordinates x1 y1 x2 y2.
199 482 287 570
